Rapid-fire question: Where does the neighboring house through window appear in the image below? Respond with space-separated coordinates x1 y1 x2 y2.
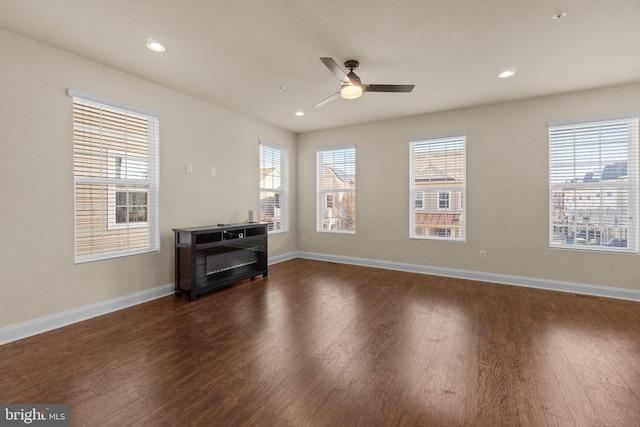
259 141 289 233
549 115 639 252
317 145 356 233
410 135 466 240
70 89 160 263
108 156 148 229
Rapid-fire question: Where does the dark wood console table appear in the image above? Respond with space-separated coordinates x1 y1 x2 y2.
173 223 268 301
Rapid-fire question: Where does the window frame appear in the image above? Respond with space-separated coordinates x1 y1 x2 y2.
70 89 160 263
409 134 466 241
259 141 289 234
548 115 639 253
316 145 356 234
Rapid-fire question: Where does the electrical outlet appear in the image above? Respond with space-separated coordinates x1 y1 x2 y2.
186 163 192 173
479 250 487 259
302 235 307 243
210 166 216 176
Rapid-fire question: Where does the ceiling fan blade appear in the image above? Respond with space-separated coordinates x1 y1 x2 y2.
346 71 362 87
364 84 415 93
314 92 340 107
320 57 349 82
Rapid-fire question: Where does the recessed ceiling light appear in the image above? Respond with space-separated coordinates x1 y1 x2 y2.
295 111 305 117
146 41 166 52
498 68 516 79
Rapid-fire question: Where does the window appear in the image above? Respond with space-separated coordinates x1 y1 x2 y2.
549 116 639 252
438 191 450 210
435 228 451 238
325 194 334 209
259 141 289 233
70 90 160 263
414 192 424 209
317 146 356 233
410 135 465 240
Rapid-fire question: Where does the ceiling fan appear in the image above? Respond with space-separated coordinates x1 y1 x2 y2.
314 57 415 107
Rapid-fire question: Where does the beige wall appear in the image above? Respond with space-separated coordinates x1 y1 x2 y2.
2 26 639 332
0 30 296 328
296 82 640 291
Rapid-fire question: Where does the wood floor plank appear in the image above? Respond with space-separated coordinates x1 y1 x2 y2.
1 258 640 426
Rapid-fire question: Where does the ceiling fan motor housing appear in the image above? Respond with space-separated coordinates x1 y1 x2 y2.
344 60 359 71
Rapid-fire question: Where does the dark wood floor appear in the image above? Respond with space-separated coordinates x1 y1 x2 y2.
1 259 640 426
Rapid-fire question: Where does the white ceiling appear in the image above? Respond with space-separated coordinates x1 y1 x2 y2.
1 0 639 134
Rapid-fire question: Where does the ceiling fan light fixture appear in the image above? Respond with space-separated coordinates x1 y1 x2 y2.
341 82 363 99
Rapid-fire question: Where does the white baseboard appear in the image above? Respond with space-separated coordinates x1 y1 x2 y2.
0 252 296 345
0 283 174 346
0 254 296 346
268 251 298 265
295 251 640 302
3 252 638 346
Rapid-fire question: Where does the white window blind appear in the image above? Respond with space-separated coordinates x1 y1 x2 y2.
317 146 356 233
259 141 289 233
549 116 639 252
410 135 465 240
71 92 160 263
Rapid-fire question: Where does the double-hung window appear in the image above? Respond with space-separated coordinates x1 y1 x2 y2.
70 90 160 263
259 141 289 233
549 116 639 252
410 135 465 240
317 146 356 233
